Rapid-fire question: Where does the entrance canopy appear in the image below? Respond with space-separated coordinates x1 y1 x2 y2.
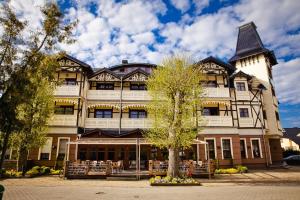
68 138 149 145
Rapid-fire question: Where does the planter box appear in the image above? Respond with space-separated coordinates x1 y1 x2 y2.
150 183 201 186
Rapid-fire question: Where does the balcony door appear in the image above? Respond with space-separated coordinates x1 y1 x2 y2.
202 107 219 116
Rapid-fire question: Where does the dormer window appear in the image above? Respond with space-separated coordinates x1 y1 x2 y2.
130 84 147 90
96 83 114 90
236 82 246 91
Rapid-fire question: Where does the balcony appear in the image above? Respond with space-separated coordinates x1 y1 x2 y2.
122 91 151 101
239 117 253 127
84 118 152 129
203 88 230 98
85 118 119 129
87 90 120 100
235 91 250 100
49 115 77 126
54 85 80 96
121 118 152 129
200 116 233 127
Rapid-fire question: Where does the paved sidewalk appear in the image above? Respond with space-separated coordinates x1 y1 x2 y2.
206 167 300 184
1 167 300 200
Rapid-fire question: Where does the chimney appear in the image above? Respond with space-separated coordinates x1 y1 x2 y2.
122 60 128 64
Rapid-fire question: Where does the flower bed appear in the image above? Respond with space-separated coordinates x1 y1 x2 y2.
150 176 201 186
215 165 248 174
1 166 62 178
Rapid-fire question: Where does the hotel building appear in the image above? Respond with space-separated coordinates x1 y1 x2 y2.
5 22 283 169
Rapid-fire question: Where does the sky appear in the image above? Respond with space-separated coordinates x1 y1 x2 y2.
3 0 300 128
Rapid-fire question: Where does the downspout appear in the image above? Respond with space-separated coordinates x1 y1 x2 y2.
119 77 123 135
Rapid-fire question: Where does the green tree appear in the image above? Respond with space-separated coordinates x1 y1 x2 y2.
0 2 76 171
145 56 204 177
15 55 60 172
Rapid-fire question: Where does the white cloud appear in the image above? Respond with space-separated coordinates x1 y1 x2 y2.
2 0 300 106
273 58 300 104
192 0 209 14
170 0 191 13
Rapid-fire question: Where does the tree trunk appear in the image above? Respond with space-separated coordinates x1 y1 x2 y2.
18 145 28 174
167 147 180 177
167 90 183 177
0 131 10 173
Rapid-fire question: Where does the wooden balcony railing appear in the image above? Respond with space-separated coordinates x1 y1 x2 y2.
54 85 80 96
87 90 120 100
203 88 230 98
48 115 77 126
84 118 152 129
122 91 151 101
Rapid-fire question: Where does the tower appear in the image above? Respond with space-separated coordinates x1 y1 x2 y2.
229 22 283 163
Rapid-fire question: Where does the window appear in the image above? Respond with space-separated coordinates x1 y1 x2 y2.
222 139 232 159
251 139 261 158
57 138 69 160
236 82 246 91
129 110 147 118
94 109 112 118
130 84 147 90
40 137 52 160
240 139 247 159
89 148 97 160
64 78 77 85
239 108 249 118
108 148 115 160
79 148 87 160
96 83 114 90
202 107 219 116
206 139 216 159
98 148 105 160
275 111 280 121
54 105 74 115
4 149 11 160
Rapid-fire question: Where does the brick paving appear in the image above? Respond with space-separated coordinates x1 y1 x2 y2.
1 167 300 200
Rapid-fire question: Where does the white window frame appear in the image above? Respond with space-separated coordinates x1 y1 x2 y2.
56 137 70 160
239 107 250 118
234 80 248 91
240 138 248 159
38 137 53 160
221 137 234 159
204 138 217 160
250 138 263 158
236 82 247 91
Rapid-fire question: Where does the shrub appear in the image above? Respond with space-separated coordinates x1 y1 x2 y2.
40 166 50 175
215 165 248 174
150 176 199 184
25 169 39 177
236 165 248 173
32 166 41 172
50 169 62 175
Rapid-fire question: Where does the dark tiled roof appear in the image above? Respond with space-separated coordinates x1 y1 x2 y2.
89 68 121 79
122 68 150 80
229 22 277 65
283 128 300 145
229 70 253 80
109 63 156 71
63 54 94 74
198 56 235 73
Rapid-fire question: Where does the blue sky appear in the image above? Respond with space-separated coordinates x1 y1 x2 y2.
4 0 300 128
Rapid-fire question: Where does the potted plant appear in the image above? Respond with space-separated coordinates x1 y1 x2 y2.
0 184 5 200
